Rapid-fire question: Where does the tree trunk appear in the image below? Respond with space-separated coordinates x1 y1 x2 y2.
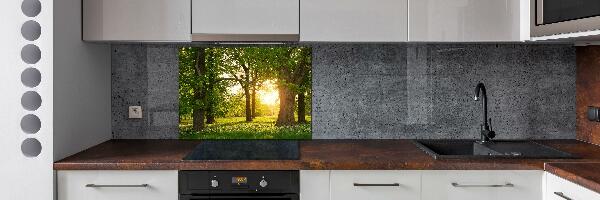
297 92 306 123
251 84 257 118
205 82 216 124
244 86 252 122
193 90 205 131
276 85 296 126
206 107 215 124
192 48 206 131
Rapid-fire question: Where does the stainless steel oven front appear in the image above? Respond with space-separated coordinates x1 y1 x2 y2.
532 0 600 37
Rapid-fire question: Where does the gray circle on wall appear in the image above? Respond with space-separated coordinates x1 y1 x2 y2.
21 138 42 157
21 44 41 64
21 114 41 134
21 20 41 41
21 0 41 17
21 91 42 111
21 68 41 88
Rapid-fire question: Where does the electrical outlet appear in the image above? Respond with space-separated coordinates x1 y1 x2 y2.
128 106 143 119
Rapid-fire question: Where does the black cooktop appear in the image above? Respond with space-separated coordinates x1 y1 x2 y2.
183 140 300 160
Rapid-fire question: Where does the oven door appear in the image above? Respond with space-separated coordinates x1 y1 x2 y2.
533 0 600 37
180 194 299 200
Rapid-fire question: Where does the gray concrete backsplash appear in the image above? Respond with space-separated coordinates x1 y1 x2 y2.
111 43 576 139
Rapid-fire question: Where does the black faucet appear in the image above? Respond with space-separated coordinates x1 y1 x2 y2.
474 83 495 143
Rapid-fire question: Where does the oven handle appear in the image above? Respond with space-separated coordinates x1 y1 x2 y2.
180 194 299 200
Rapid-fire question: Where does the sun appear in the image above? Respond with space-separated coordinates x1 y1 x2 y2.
259 80 279 105
261 91 279 105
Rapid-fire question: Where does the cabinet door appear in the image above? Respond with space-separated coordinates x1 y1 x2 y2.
409 0 529 42
57 170 178 200
421 170 543 200
300 170 330 200
330 170 420 200
300 0 408 42
546 172 600 200
82 0 191 41
191 0 299 41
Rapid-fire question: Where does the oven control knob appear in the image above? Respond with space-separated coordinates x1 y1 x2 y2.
210 179 219 188
259 179 268 188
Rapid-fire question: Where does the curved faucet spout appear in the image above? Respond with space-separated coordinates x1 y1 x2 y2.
474 83 488 129
474 83 494 142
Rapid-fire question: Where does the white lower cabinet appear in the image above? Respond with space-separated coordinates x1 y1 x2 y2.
300 170 331 200
330 170 421 200
422 170 543 200
545 172 600 200
57 170 178 200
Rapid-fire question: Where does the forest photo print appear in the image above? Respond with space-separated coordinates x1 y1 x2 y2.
178 47 312 139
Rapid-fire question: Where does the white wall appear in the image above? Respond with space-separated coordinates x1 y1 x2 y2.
53 0 111 161
0 0 54 199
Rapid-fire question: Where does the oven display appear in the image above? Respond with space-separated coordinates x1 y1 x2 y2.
232 176 248 185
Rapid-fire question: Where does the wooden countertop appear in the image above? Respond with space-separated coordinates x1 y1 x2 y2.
545 162 600 194
54 139 600 170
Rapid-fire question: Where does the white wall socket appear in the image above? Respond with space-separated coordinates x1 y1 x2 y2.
128 106 143 119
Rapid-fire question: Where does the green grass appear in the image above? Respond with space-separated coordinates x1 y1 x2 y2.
179 116 311 140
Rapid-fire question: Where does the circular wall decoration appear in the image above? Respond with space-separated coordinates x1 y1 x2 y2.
20 114 41 134
21 44 41 64
21 91 42 111
21 20 41 41
21 0 41 17
21 68 41 88
21 138 42 157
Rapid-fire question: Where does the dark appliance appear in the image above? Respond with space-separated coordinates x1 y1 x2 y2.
533 0 600 37
183 140 300 160
179 170 299 200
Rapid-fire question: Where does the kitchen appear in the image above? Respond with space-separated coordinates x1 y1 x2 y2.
2 0 600 200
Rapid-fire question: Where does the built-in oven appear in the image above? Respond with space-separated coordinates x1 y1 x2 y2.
179 171 299 200
532 0 600 37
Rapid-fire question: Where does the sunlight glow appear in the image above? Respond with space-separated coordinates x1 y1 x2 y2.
259 80 279 105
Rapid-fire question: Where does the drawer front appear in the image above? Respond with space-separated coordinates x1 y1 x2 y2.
57 170 178 200
330 170 421 200
546 173 600 200
422 170 543 200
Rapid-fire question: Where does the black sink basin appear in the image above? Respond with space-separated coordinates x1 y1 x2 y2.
413 140 577 160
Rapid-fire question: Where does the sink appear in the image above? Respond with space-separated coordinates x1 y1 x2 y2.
413 140 577 160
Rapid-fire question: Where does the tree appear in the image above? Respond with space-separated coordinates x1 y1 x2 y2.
179 47 235 130
295 48 312 123
219 47 274 122
271 47 312 126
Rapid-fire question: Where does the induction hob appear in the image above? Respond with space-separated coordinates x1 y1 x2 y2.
183 140 300 160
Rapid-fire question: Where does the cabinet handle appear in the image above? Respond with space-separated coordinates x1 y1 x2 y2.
553 192 573 200
85 184 149 188
353 183 400 187
451 182 514 188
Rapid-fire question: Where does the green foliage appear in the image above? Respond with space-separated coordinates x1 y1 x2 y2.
179 116 311 139
178 46 312 138
178 47 198 119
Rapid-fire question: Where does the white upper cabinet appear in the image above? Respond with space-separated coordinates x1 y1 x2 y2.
300 0 408 42
191 0 300 41
82 0 191 41
409 0 530 42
